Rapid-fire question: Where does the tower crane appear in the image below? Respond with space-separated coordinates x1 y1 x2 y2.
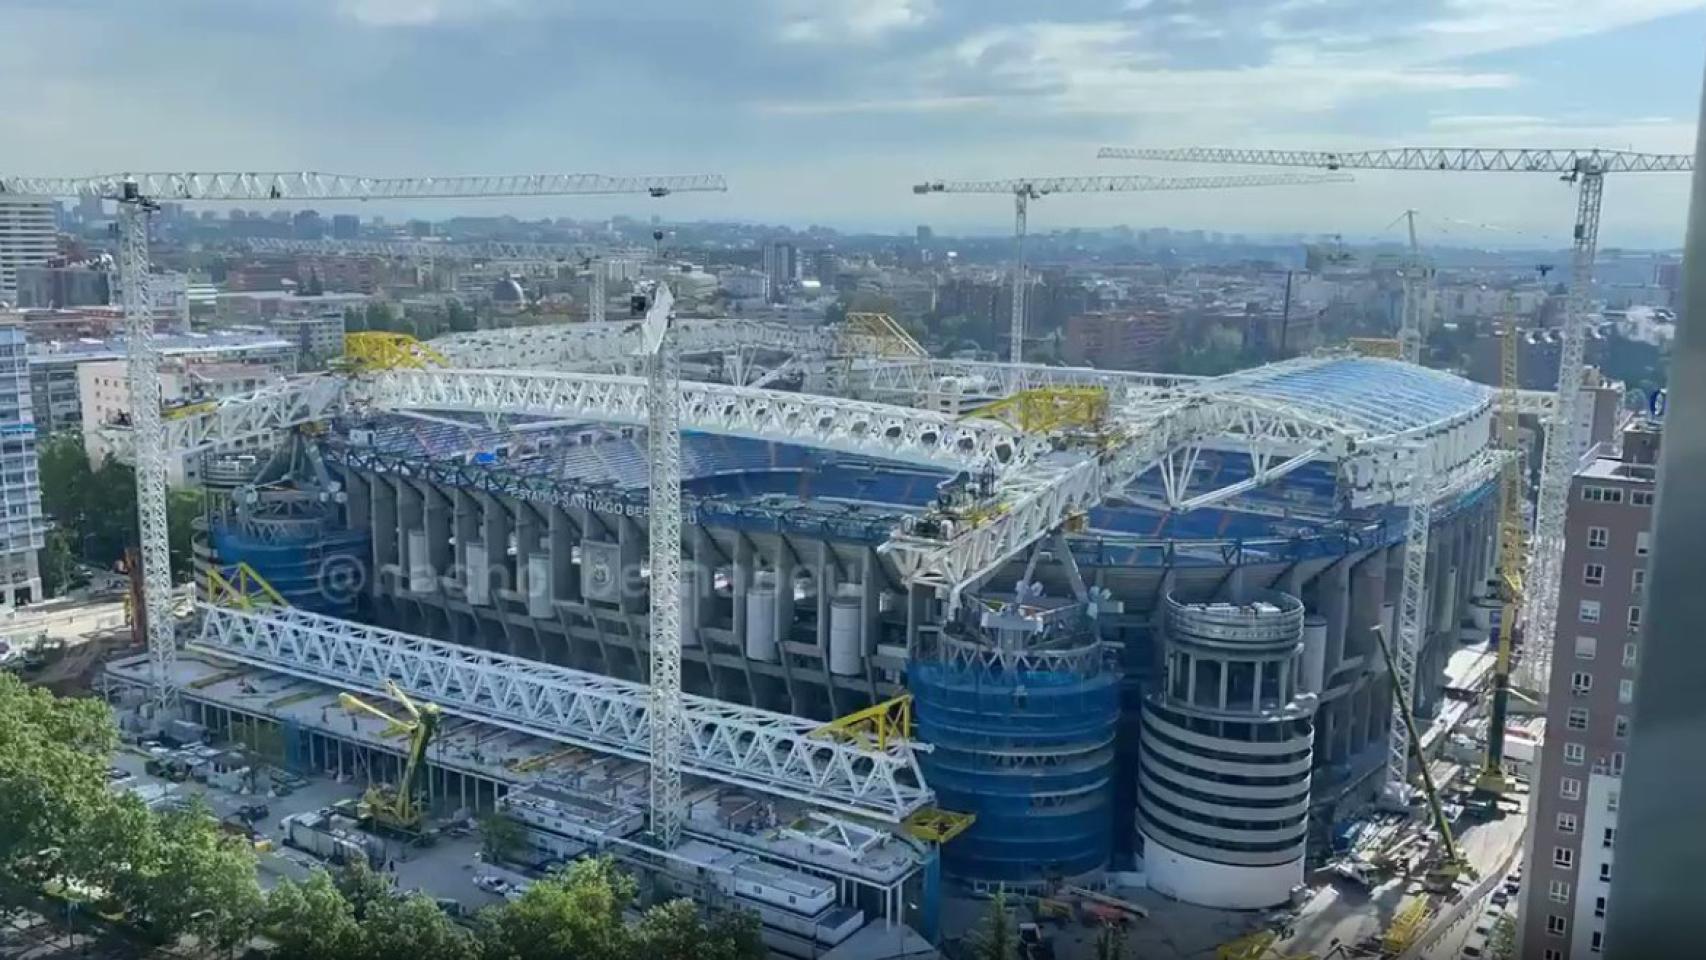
634 282 685 848
0 171 725 723
911 173 1354 364
338 680 442 837
1095 146 1692 699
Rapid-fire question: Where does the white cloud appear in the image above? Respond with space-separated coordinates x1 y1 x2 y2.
335 0 536 27
776 0 935 43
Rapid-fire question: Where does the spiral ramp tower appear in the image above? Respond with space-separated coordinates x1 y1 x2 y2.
910 590 1121 889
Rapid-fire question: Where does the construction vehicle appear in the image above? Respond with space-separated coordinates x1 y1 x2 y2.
338 680 442 840
1370 624 1473 892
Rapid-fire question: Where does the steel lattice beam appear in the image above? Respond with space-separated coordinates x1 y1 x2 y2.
0 171 729 200
191 604 932 821
359 368 1045 472
1095 146 1693 174
912 172 1355 195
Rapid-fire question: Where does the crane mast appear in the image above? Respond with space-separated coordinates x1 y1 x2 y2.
1395 208 1431 364
912 172 1355 365
116 185 177 719
1519 169 1604 695
638 284 684 847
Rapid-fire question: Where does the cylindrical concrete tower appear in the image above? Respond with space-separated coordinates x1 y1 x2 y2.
1139 591 1317 909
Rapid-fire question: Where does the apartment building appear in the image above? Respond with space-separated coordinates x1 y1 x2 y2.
1520 420 1658 959
80 358 287 486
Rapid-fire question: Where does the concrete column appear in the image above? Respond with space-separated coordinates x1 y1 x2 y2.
423 486 451 581
772 539 796 650
371 476 398 590
396 478 422 591
733 536 752 644
1347 548 1386 661
859 549 882 660
548 504 578 603
1319 560 1352 676
480 493 512 597
616 512 643 618
453 489 479 596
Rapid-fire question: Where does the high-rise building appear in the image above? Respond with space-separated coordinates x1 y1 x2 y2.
14 263 111 309
331 214 360 240
915 225 933 244
1519 419 1657 960
762 241 796 302
0 196 57 307
0 321 45 605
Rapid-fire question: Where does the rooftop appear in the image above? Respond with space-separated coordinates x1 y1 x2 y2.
1209 356 1491 440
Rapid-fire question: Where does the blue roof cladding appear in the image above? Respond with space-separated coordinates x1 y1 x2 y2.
1212 357 1491 437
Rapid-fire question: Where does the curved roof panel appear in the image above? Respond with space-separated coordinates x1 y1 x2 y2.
1208 356 1491 439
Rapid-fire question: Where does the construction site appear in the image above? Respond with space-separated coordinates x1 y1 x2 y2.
0 147 1689 959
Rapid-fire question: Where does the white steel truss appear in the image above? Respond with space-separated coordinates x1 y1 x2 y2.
117 198 177 718
1387 455 1432 796
641 286 686 848
1095 146 1693 174
0 171 729 200
191 604 931 822
853 358 1199 405
359 368 1046 472
433 317 900 372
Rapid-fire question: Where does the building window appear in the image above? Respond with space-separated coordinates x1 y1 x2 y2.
1579 600 1601 624
1632 490 1655 506
1583 487 1624 504
1587 526 1610 550
1564 742 1586 766
1591 930 1605 953
1548 914 1568 936
1549 879 1572 903
1600 862 1612 882
1632 569 1647 596
1583 563 1605 586
1615 715 1630 740
1545 950 1564 960
1595 896 1607 918
1611 751 1625 777
1568 707 1590 731
1572 672 1594 694
1575 635 1597 660
1637 531 1651 556
1608 789 1620 813
1561 777 1582 801
1557 813 1579 834
1604 827 1616 849
1619 679 1635 704
1627 606 1642 631
1624 642 1639 667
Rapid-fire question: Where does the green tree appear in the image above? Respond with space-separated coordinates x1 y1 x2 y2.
446 300 478 334
1489 913 1517 960
364 302 396 334
972 889 1017 960
0 674 118 889
479 813 525 865
1094 921 1128 960
130 801 264 951
333 859 396 921
266 870 360 960
360 891 474 960
635 898 764 960
39 528 85 598
167 489 205 581
477 856 636 960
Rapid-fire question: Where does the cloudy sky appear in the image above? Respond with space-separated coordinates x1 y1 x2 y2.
5 0 1705 245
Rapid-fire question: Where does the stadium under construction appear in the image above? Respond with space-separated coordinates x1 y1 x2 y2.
100 315 1512 941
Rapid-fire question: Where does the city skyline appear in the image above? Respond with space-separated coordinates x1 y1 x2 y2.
3 1 1704 245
